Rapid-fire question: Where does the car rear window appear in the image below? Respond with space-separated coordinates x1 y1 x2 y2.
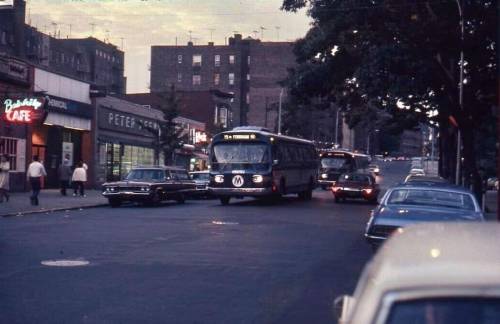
386 297 500 324
387 189 476 210
338 174 371 184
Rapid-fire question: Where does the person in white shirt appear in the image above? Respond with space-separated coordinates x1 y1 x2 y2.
27 155 47 206
72 161 87 197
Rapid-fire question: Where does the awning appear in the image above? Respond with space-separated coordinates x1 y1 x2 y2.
44 112 91 131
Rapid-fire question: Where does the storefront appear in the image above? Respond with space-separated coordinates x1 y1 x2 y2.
0 56 32 191
32 68 93 188
94 96 162 183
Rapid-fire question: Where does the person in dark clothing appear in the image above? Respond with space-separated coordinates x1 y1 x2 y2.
58 159 72 196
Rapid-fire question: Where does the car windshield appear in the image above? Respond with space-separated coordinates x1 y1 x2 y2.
321 157 351 169
125 169 164 181
387 189 476 211
191 173 209 181
387 297 500 324
212 143 270 171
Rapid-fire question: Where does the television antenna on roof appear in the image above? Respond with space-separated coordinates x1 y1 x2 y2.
259 26 266 40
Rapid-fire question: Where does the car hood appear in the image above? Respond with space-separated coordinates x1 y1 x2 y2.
102 181 156 187
375 205 483 227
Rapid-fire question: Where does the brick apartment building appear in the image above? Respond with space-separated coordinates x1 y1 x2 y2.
0 0 126 94
150 34 295 130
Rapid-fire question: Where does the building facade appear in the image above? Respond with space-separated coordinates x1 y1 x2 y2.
1 0 126 94
150 34 295 129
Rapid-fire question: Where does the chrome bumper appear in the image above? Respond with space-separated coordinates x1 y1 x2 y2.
318 180 336 185
102 192 152 197
208 187 273 196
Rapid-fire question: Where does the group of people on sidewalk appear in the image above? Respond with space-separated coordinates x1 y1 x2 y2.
0 155 88 206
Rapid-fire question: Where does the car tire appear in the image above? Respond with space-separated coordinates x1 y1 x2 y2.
148 192 161 206
109 198 122 208
220 196 231 205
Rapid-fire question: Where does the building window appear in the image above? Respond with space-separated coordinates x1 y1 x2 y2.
214 54 220 67
177 54 183 64
177 73 182 83
229 55 235 64
228 73 235 85
219 108 228 128
193 75 201 85
214 73 220 85
193 54 202 66
246 74 250 81
0 137 25 172
247 56 251 65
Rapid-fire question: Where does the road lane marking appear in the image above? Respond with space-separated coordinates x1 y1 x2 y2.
41 259 90 267
211 221 239 225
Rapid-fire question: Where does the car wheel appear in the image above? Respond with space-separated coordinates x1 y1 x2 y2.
148 192 161 206
220 196 231 205
109 198 122 208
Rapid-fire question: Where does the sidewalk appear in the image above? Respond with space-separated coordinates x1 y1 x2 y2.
0 189 108 217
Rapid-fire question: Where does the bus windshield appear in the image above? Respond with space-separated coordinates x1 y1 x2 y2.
212 143 270 171
321 157 351 170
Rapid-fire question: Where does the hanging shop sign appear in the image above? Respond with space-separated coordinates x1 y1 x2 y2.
2 98 46 123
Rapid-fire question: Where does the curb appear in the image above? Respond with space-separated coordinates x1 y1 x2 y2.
1 203 108 218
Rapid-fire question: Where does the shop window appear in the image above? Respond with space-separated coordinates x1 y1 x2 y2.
177 72 182 83
0 137 25 172
247 56 251 65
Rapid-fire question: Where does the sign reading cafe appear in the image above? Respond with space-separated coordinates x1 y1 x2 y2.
2 98 46 123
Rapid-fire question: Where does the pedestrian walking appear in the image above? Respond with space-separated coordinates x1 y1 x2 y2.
72 161 87 197
58 158 72 196
27 155 47 206
0 154 10 203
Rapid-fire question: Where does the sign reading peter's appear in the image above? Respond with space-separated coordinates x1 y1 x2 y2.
2 98 46 123
98 106 160 137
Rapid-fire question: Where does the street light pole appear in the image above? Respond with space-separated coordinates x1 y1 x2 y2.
455 0 464 185
335 108 340 146
278 88 283 135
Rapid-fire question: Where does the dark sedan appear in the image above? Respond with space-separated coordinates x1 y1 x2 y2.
331 173 380 204
364 185 484 249
189 171 211 198
102 167 195 207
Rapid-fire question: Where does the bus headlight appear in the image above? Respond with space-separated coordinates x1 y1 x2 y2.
321 173 328 179
252 175 263 183
214 175 224 183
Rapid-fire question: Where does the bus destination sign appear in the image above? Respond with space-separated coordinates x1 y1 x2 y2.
223 134 257 140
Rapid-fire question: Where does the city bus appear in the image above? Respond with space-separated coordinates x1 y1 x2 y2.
208 127 318 205
318 150 370 189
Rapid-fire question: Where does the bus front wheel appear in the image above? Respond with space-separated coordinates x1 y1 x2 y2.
220 196 231 205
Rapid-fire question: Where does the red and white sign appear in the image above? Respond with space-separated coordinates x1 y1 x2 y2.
3 98 45 123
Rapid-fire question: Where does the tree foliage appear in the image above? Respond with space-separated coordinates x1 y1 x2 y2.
281 0 496 197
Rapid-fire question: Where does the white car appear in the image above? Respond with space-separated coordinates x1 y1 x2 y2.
409 168 425 176
335 223 500 324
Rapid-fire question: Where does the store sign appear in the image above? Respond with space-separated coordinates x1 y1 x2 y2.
98 106 159 137
3 98 45 123
223 134 256 140
195 131 207 143
48 98 68 110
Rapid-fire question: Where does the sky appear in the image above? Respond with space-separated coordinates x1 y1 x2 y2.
25 0 311 93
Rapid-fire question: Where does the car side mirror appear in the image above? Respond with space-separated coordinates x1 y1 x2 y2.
333 295 355 324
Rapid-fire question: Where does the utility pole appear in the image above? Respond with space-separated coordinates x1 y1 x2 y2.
335 108 340 147
278 88 283 135
455 0 464 186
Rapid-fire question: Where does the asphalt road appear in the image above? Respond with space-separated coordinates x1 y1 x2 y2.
0 161 409 324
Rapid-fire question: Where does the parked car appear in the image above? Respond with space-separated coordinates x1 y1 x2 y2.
368 164 381 176
409 168 425 176
189 171 211 198
404 174 448 185
487 177 498 191
335 223 500 324
102 167 195 207
331 173 380 204
364 184 484 249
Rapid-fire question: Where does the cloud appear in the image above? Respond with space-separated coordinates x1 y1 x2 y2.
26 0 310 93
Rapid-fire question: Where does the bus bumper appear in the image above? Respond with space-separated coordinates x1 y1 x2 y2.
208 187 273 197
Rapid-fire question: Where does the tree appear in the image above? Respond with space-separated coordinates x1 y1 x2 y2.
281 0 496 200
141 84 184 165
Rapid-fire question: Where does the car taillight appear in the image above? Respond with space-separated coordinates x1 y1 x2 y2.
332 186 341 193
362 188 373 194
